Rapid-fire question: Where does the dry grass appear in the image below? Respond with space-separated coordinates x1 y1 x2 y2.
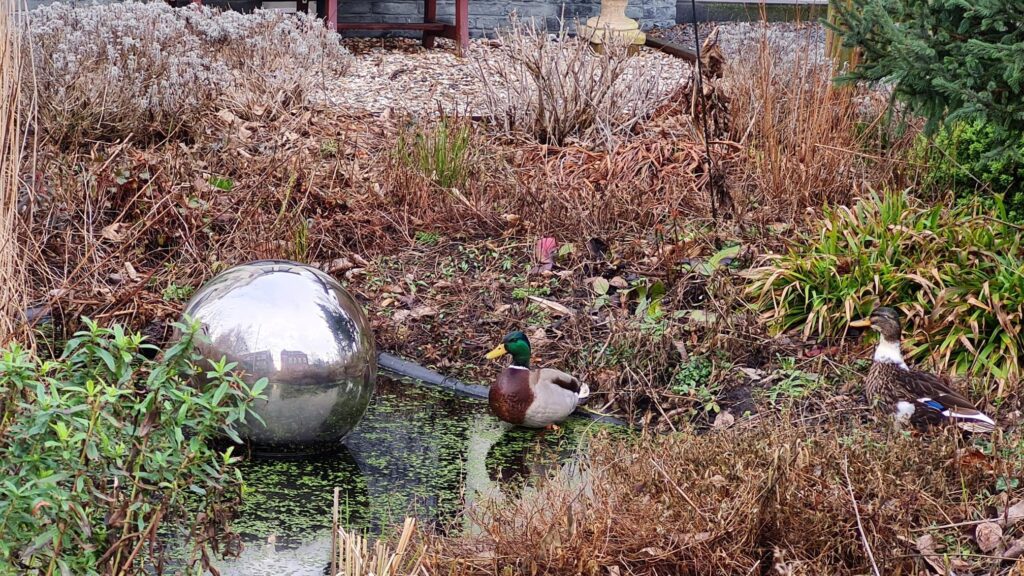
0 0 28 344
726 25 918 221
333 517 424 576
428 419 1024 575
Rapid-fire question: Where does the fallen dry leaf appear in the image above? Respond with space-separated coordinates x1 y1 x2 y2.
527 296 574 317
1004 500 1024 527
672 339 688 362
123 262 140 282
736 366 765 381
410 306 437 319
215 109 241 124
976 521 1002 553
532 236 558 274
1005 539 1024 559
917 533 971 574
100 223 127 243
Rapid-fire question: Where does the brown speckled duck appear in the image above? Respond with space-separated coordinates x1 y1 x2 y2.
850 306 996 433
485 331 590 430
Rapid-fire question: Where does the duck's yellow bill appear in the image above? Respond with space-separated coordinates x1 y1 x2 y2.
485 344 507 359
849 318 872 328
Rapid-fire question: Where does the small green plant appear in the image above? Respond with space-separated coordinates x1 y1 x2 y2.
162 282 195 302
290 217 310 262
511 284 550 300
747 191 1024 383
0 317 266 574
208 175 233 192
414 230 441 246
765 357 821 406
320 138 339 157
396 117 471 189
670 356 720 414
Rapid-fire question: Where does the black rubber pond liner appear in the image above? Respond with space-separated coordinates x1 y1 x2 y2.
377 352 630 428
644 36 698 63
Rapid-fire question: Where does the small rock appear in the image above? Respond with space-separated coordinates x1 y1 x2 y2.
328 257 355 273
713 411 735 429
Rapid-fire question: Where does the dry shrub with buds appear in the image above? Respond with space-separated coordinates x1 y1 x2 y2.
25 1 352 144
475 16 670 150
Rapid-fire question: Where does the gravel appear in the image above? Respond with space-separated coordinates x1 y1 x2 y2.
649 21 827 66
321 22 826 118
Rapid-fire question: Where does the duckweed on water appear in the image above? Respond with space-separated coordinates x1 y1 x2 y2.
227 377 619 552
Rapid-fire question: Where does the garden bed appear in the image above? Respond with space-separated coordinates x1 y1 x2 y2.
3 2 1024 575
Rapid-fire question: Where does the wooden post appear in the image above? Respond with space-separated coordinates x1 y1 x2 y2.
422 0 437 48
326 0 337 31
454 0 468 55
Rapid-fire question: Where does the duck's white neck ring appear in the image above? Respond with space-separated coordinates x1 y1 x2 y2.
874 335 907 368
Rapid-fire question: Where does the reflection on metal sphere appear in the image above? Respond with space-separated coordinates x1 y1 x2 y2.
181 260 377 453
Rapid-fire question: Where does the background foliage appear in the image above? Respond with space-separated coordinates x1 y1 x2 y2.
0 318 264 575
828 0 1024 154
747 191 1023 387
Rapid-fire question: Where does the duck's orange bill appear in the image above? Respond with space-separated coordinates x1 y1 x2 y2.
485 344 507 359
849 318 872 328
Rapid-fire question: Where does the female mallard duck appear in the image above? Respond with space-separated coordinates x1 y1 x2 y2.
850 306 996 433
485 331 590 429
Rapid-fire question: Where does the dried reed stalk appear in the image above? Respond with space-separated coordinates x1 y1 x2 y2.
0 0 28 344
334 516 421 576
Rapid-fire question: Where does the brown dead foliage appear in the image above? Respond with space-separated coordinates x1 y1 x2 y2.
725 27 920 223
427 419 1024 575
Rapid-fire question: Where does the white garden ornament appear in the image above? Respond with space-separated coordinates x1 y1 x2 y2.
578 0 646 49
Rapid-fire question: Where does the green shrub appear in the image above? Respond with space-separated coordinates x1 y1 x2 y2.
0 318 266 574
746 191 1023 383
917 120 1024 222
828 0 1023 152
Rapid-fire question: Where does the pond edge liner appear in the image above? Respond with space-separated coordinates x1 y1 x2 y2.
377 352 631 428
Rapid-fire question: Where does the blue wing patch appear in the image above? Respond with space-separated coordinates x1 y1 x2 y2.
919 399 945 411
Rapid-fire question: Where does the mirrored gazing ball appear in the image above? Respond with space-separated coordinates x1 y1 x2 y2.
181 260 377 453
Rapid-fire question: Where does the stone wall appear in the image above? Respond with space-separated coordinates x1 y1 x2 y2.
24 0 677 36
384 0 678 37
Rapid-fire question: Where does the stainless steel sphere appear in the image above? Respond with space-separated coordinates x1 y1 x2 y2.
181 260 376 453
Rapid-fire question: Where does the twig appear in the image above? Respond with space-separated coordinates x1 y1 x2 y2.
843 458 880 576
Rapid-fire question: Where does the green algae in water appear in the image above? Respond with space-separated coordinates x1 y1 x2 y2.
205 376 620 575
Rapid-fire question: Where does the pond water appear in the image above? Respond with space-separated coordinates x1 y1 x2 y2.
197 376 612 576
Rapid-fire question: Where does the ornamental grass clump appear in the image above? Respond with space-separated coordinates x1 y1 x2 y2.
25 1 352 144
746 191 1023 387
0 318 267 574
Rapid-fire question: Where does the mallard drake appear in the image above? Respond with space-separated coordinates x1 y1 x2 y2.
485 331 590 429
850 306 996 433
